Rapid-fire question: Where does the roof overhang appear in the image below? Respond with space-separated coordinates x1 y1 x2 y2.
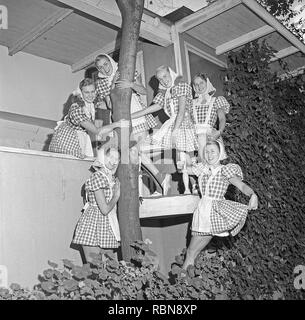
0 0 304 75
0 0 172 72
176 0 305 75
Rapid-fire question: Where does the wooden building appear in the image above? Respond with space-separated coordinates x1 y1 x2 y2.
0 0 304 287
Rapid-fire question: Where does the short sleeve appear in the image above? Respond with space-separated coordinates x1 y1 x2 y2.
222 163 243 181
86 172 108 191
215 96 230 114
192 163 209 177
95 78 111 99
153 92 165 107
69 104 90 125
174 82 192 98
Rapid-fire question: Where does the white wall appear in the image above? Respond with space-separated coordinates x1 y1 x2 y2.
0 45 84 121
0 147 192 288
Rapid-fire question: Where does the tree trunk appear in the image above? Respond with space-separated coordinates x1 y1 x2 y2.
111 0 144 261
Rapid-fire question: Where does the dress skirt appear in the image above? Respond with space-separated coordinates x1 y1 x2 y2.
191 197 248 237
148 117 198 153
73 205 119 248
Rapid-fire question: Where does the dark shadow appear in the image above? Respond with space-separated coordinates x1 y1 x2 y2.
70 242 87 265
85 66 98 80
140 214 192 228
61 93 74 120
42 133 53 151
148 75 159 97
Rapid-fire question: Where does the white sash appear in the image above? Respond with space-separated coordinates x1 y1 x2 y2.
193 96 216 135
131 93 147 127
191 165 223 233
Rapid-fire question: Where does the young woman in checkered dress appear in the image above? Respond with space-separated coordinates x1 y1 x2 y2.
73 147 121 263
49 78 125 158
182 139 258 269
191 73 230 162
131 65 198 194
95 54 157 135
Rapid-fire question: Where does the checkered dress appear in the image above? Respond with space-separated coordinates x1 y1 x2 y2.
191 96 230 127
148 82 198 152
95 77 157 134
132 94 158 134
192 163 248 237
96 77 111 100
73 168 119 248
49 103 92 158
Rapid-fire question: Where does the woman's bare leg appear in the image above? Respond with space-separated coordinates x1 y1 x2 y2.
182 235 213 270
82 245 103 264
198 133 207 162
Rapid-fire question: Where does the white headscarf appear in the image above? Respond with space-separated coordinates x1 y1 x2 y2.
194 77 216 104
204 137 227 163
157 66 179 115
72 86 95 121
92 147 118 176
97 54 118 88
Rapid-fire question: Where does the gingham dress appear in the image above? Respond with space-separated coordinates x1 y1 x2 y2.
131 93 158 134
96 77 157 134
73 168 119 248
191 163 248 237
191 96 230 127
49 102 93 158
96 77 111 100
148 82 198 152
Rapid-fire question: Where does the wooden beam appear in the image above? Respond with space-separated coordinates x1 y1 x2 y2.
278 66 305 80
216 25 275 55
241 0 305 54
8 8 73 56
57 0 172 46
171 25 183 75
139 195 199 219
176 0 242 33
72 39 120 73
270 46 300 62
0 110 56 129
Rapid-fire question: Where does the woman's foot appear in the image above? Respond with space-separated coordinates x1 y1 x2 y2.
184 188 191 195
161 173 171 196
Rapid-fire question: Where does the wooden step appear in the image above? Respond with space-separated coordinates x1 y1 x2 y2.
139 194 199 219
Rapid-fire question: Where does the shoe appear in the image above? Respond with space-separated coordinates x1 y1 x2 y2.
150 191 162 197
184 189 191 195
161 174 171 196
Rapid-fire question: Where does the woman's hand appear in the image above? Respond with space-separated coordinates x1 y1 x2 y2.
248 193 258 210
118 119 130 128
113 179 120 200
115 79 134 90
111 71 120 89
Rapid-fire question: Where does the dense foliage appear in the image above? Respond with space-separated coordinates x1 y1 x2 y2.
0 241 231 300
213 40 305 299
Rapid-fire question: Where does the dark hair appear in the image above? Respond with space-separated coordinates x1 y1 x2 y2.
79 78 95 90
192 73 207 84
